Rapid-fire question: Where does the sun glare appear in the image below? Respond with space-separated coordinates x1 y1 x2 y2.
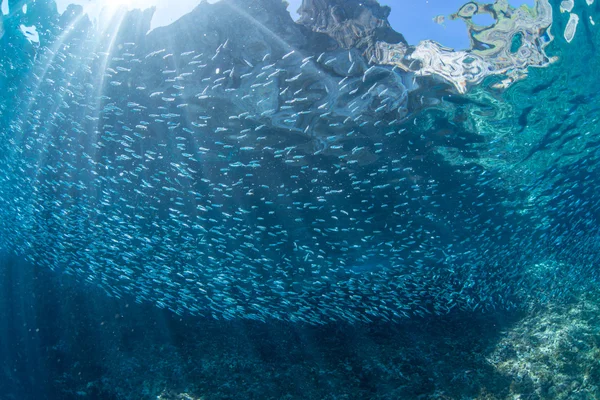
103 0 138 9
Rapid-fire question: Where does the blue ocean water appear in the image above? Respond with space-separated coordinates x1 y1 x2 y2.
1 0 599 398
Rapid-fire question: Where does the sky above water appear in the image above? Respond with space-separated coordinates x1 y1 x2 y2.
4 0 535 49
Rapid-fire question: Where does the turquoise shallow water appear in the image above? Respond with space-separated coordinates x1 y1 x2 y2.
0 0 599 398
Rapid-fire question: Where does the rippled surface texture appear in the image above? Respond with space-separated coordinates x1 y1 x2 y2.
0 0 599 327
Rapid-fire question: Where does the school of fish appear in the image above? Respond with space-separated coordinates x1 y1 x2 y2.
0 0 599 323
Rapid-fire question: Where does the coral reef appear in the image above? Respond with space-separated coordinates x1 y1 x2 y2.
489 292 600 399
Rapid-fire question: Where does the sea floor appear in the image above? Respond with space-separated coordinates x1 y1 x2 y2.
1 263 599 400
55 296 600 400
